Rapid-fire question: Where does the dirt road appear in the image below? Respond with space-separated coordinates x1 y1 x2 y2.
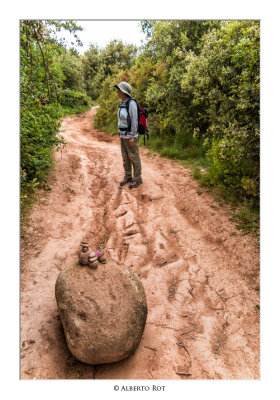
20 107 260 379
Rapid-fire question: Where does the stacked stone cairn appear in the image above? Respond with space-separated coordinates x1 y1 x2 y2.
78 240 106 269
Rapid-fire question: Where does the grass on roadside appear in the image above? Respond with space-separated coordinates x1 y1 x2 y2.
60 104 93 116
138 131 259 236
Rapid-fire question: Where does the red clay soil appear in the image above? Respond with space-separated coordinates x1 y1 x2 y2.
20 107 260 379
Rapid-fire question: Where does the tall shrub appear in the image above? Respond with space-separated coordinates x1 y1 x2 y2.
181 21 260 199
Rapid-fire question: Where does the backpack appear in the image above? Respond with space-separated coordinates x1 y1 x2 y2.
121 98 149 145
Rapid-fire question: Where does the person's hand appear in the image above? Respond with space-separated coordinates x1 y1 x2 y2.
129 138 134 147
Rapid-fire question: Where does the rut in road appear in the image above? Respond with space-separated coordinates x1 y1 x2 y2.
21 107 260 379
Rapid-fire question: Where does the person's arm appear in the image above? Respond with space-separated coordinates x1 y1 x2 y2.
129 100 138 136
128 100 138 146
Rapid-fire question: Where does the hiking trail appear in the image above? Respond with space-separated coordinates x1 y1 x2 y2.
21 107 260 379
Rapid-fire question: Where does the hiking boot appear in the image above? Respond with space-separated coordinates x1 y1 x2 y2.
120 177 132 186
129 181 142 189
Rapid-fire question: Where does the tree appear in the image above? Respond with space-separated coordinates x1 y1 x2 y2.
20 20 83 205
82 40 138 100
58 50 85 92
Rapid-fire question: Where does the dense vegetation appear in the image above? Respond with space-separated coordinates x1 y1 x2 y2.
21 20 259 232
95 20 260 231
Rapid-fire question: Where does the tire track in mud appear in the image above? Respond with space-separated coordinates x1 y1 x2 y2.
21 107 260 380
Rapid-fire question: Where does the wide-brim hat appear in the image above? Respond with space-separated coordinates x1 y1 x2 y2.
114 81 132 97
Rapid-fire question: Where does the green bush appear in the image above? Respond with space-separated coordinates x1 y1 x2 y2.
58 51 86 92
94 73 123 134
181 21 260 200
58 88 92 107
21 104 63 187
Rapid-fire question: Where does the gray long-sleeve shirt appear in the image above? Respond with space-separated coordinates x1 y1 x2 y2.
118 98 138 139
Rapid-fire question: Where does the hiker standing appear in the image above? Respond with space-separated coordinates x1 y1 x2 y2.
114 81 143 189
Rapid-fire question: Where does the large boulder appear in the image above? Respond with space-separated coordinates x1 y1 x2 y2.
55 260 147 365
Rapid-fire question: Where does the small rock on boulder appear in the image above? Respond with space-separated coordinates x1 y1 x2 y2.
55 260 147 365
